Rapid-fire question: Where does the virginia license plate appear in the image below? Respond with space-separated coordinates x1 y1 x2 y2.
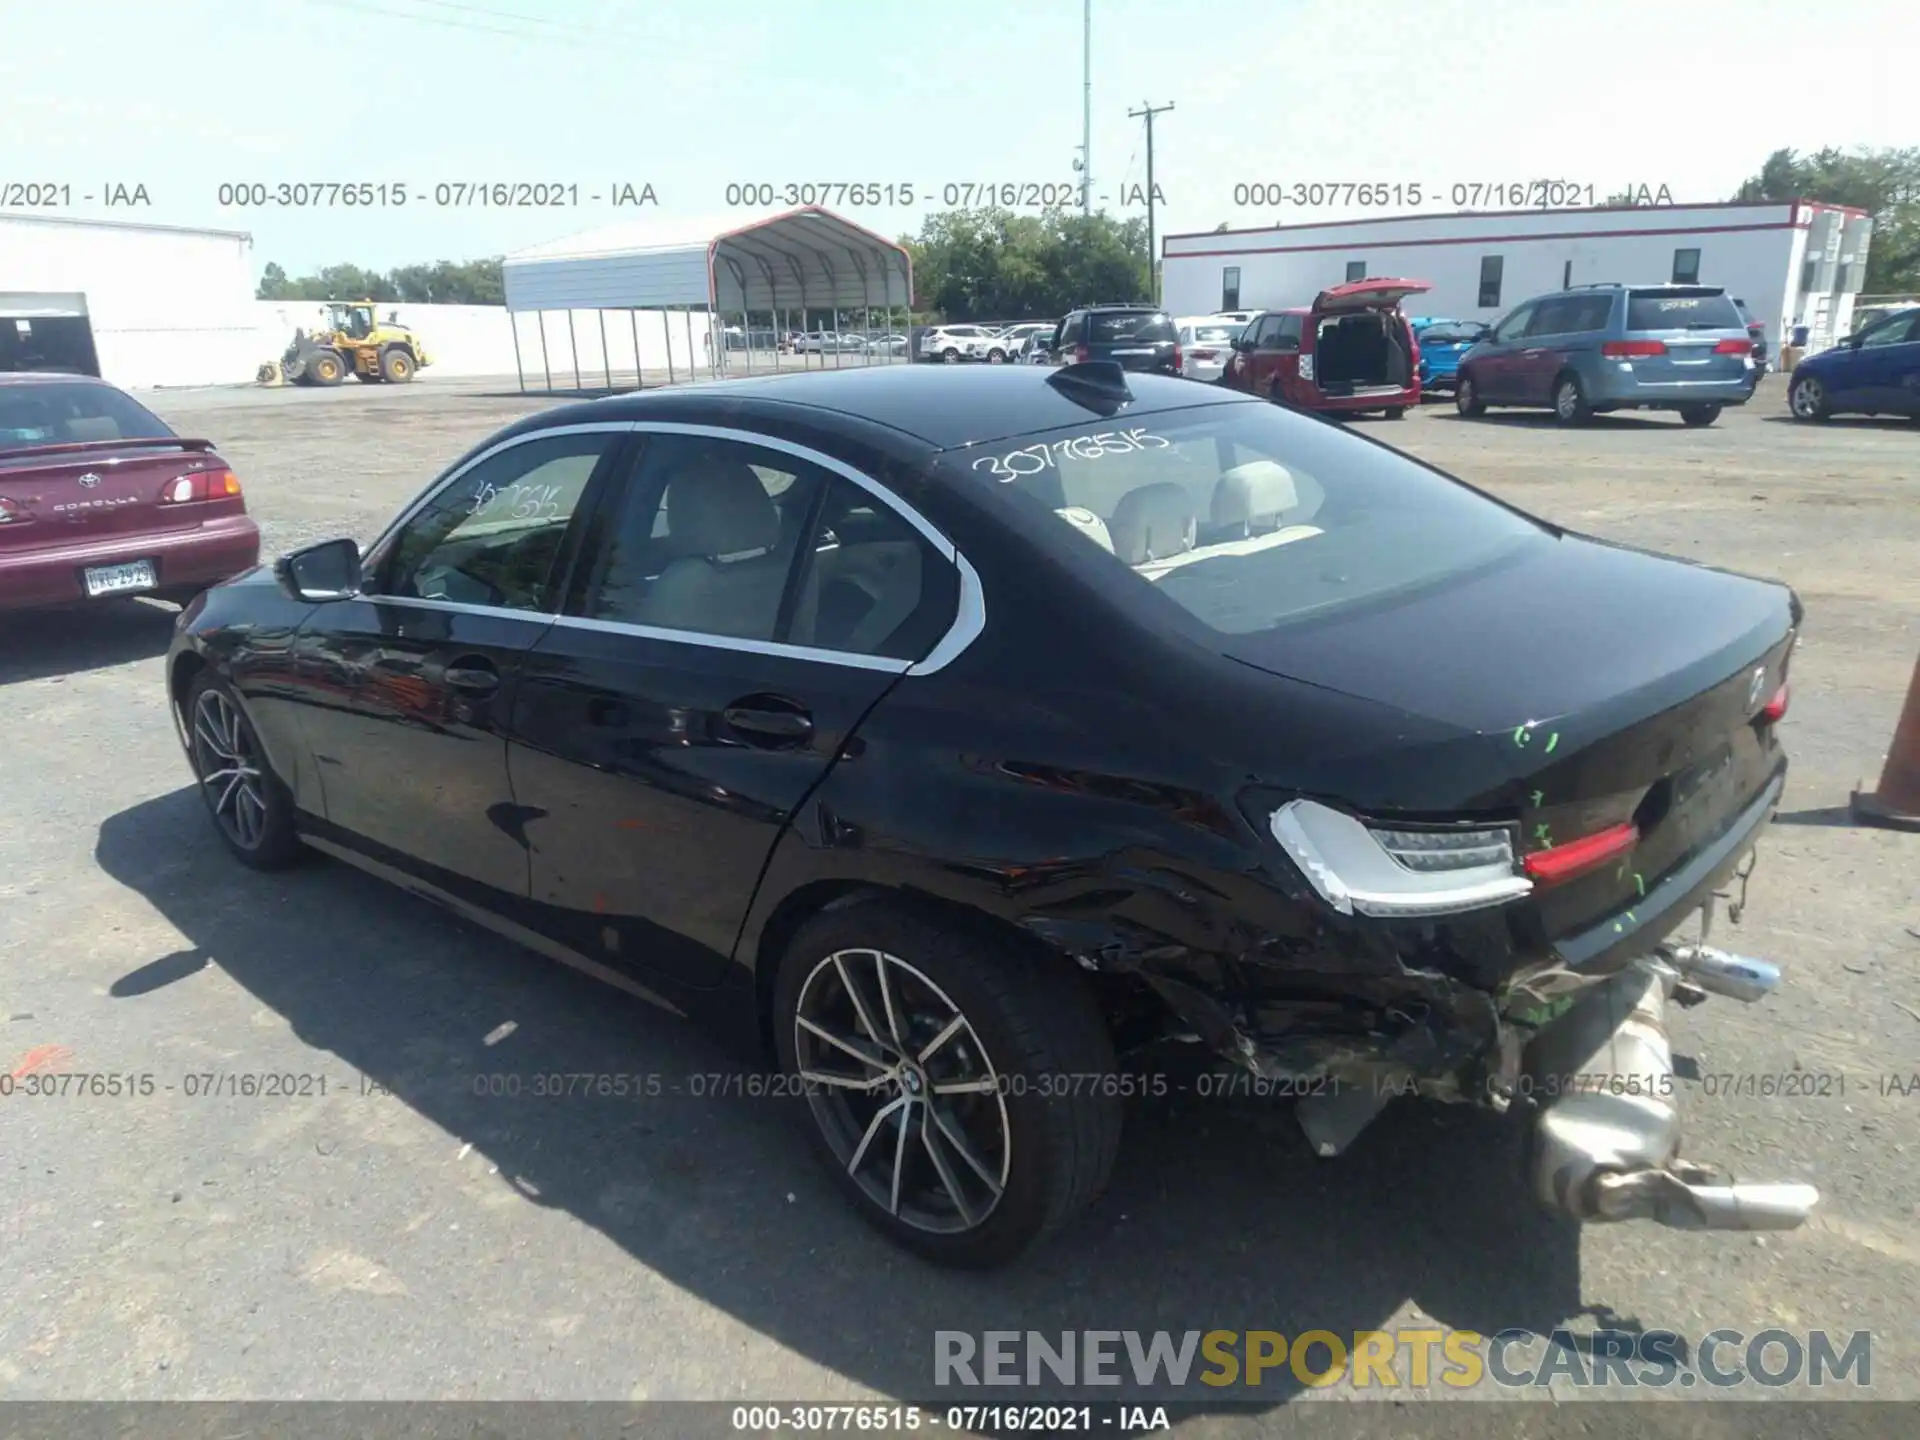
83 559 157 597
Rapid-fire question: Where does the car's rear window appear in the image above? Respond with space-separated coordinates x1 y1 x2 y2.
954 400 1542 637
1626 289 1744 332
0 382 175 453
1184 324 1242 344
1089 312 1176 343
1416 323 1484 343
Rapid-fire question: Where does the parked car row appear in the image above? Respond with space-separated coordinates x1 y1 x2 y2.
787 332 909 357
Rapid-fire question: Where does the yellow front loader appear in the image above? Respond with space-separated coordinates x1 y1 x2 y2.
284 301 432 386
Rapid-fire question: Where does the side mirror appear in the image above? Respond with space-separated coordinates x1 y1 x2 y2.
275 537 361 602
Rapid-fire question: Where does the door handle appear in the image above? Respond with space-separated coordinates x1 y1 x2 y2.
442 656 500 693
723 701 814 743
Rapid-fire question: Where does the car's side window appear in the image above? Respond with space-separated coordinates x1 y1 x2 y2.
787 476 959 661
1271 314 1304 349
571 434 825 642
1491 304 1534 343
1858 313 1920 348
1525 297 1573 337
375 431 614 612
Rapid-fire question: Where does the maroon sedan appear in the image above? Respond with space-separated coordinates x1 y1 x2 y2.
0 373 259 610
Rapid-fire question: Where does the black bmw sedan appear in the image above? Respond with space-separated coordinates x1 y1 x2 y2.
167 361 1817 1267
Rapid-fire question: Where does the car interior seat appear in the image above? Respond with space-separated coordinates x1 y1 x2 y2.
629 461 791 639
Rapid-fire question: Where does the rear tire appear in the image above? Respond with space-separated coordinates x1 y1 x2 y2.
183 672 305 872
1679 404 1722 427
1455 373 1487 417
773 902 1122 1268
1789 374 1830 421
985 348 1006 364
942 348 961 364
1552 372 1592 425
1383 407 1406 420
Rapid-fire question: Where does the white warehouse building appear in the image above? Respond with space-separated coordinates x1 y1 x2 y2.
1162 201 1874 355
1 212 261 388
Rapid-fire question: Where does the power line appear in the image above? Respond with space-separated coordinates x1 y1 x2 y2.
293 0 625 46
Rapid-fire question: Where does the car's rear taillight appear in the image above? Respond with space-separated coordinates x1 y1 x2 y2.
1190 349 1216 361
1762 682 1791 722
1267 799 1532 918
1602 339 1668 358
161 469 242 503
1073 344 1090 363
1522 821 1639 887
1713 338 1754 355
1172 344 1183 372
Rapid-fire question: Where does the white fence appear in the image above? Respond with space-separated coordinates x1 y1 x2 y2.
248 301 718 386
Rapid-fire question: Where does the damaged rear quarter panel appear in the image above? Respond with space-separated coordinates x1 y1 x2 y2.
730 627 1541 1084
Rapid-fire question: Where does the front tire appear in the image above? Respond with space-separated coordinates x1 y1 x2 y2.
381 347 416 383
773 903 1122 1268
1790 374 1830 421
1455 373 1487 417
1553 372 1592 425
309 351 346 386
184 673 304 871
1679 403 1722 427
1383 407 1406 420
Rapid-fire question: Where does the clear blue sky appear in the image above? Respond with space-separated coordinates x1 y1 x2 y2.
2 0 1907 277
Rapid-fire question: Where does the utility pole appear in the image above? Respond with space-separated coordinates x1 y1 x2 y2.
1129 100 1174 303
1081 0 1092 217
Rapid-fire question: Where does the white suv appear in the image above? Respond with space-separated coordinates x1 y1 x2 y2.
918 325 999 363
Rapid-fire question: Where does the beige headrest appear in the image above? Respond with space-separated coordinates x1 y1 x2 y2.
1109 482 1196 565
1211 460 1299 531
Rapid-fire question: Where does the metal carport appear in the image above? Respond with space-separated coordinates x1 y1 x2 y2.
500 205 915 393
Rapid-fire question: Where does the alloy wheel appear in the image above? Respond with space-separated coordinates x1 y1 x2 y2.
1556 380 1580 420
793 948 1011 1234
191 689 269 850
1791 377 1825 419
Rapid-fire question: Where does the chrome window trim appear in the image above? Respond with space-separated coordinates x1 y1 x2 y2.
349 594 560 626
620 422 957 562
545 613 911 673
906 550 983 676
360 420 641 566
350 417 986 676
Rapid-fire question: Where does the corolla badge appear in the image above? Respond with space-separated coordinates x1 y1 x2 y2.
77 472 101 488
1748 667 1767 711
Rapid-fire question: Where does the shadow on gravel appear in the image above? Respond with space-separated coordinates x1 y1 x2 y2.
96 787 1587 1410
1759 413 1920 430
1771 806 1860 828
0 598 177 686
1429 411 1685 430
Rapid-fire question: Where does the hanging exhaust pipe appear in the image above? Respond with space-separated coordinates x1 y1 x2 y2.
1522 961 1818 1232
1655 942 1780 1003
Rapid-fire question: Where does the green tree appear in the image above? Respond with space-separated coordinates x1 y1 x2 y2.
898 208 1152 320
254 257 507 304
1733 147 1920 293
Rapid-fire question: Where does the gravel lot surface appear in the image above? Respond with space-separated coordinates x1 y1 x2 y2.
3 374 1916 1427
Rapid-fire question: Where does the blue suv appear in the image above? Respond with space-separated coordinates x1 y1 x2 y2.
1455 284 1758 426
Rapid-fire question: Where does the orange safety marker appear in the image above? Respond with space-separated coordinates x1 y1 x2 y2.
1853 650 1920 832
